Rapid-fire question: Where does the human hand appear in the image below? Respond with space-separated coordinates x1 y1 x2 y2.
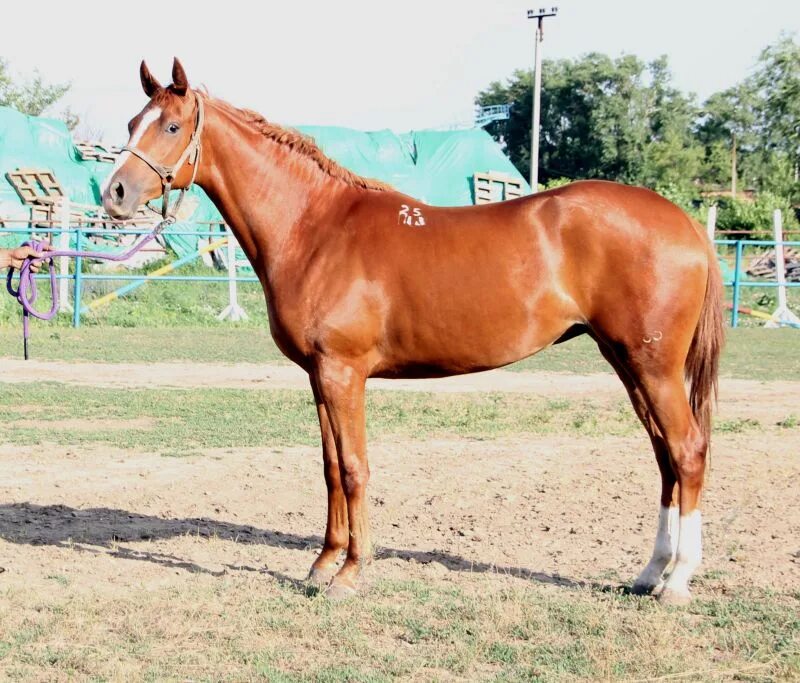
6 243 53 272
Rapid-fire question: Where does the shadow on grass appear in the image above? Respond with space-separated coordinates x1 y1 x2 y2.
0 502 627 594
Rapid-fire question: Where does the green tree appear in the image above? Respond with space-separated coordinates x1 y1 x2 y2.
476 53 700 190
756 36 800 162
641 56 703 190
0 57 75 128
695 83 759 189
696 35 799 201
752 35 800 200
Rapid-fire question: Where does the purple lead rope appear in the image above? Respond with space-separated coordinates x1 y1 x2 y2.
6 217 173 359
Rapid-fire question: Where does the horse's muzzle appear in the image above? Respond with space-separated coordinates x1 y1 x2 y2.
103 180 137 219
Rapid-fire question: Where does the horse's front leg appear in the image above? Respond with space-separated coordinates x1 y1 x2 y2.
307 377 349 588
313 358 371 600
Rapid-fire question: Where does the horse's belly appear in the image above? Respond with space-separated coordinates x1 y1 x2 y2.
375 292 570 377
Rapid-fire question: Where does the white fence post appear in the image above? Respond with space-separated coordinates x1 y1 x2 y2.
706 204 717 242
58 198 72 313
766 209 800 328
216 226 248 322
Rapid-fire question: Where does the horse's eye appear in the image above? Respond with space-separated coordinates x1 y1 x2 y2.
166 123 180 134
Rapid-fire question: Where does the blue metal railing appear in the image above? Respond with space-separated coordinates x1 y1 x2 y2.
2 226 259 327
2 227 799 329
715 239 800 328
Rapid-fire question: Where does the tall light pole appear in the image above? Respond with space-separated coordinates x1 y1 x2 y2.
527 6 558 192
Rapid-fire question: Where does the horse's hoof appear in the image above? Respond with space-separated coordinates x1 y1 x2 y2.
324 580 358 602
307 566 336 588
630 581 656 596
657 588 692 607
631 579 665 596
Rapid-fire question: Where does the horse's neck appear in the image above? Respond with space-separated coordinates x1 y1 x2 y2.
196 104 346 284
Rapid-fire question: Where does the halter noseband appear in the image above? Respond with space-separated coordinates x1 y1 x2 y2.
121 93 205 219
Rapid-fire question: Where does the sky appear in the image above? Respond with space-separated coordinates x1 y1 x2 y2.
2 0 798 141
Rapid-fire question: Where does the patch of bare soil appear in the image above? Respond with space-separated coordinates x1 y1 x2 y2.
0 428 797 599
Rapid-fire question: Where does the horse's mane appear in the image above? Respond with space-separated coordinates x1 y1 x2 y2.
196 92 391 192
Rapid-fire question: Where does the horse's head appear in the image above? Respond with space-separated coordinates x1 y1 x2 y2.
102 58 204 220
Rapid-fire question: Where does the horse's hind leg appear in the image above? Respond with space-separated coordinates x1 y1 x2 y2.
595 340 678 595
620 365 706 604
586 226 716 605
637 374 707 605
307 378 349 587
593 319 708 603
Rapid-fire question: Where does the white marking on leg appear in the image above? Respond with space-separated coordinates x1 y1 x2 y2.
100 107 162 195
634 505 678 591
662 510 702 598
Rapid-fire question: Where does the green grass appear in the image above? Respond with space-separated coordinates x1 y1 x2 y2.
716 417 762 433
724 281 800 328
1 325 798 381
716 327 800 380
0 384 641 455
0 326 289 364
1 578 797 681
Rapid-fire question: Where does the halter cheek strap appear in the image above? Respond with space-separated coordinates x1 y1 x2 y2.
122 93 205 219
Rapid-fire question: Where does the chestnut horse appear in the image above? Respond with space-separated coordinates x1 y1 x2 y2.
102 59 723 604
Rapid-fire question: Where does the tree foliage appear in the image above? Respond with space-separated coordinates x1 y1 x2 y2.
476 34 800 207
0 57 74 128
714 192 798 239
756 36 800 166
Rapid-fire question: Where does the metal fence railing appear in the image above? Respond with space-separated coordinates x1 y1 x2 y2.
2 224 258 327
714 240 800 327
706 206 800 328
716 239 800 328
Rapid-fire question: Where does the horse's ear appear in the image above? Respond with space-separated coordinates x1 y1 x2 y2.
171 57 189 96
140 60 161 98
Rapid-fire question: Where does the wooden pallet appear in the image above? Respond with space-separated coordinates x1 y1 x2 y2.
5 167 155 228
747 247 800 282
29 203 92 228
474 171 524 204
5 168 66 205
75 141 121 163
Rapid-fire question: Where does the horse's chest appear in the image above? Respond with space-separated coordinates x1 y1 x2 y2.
264 297 313 368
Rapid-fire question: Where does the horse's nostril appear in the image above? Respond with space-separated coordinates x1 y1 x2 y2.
111 181 125 202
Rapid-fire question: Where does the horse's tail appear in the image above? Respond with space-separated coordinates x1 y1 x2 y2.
685 231 725 447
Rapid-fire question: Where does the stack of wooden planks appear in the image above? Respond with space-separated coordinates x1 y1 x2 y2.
747 247 800 282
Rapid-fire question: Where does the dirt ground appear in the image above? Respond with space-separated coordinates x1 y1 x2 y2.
0 362 798 599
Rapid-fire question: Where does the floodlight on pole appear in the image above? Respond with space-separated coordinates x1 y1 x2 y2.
527 6 558 192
